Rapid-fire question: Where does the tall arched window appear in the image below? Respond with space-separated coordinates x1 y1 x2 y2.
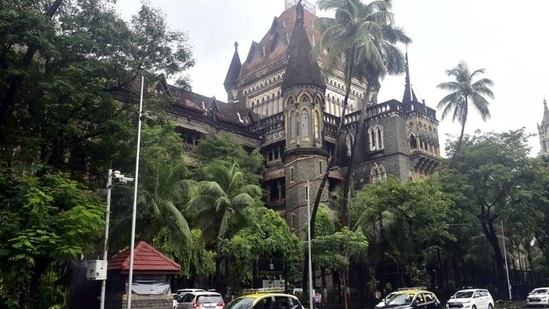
369 128 376 150
313 110 320 140
376 127 384 149
290 111 297 139
301 109 309 137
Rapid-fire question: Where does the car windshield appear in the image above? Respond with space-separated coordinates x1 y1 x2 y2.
225 298 254 309
455 292 474 298
196 295 223 303
532 289 549 295
387 294 413 306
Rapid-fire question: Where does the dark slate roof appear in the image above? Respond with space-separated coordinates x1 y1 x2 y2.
281 0 325 92
239 4 318 80
108 241 180 274
223 42 242 91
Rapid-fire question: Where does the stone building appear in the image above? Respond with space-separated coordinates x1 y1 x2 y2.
158 1 440 235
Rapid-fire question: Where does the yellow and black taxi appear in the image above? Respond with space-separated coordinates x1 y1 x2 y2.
381 289 441 309
225 289 304 309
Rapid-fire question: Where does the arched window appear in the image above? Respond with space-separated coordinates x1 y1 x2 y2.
313 110 320 140
369 128 376 150
410 134 418 149
301 109 309 137
376 127 384 149
290 111 297 139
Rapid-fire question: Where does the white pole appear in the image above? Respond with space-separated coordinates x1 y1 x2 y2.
501 221 512 300
307 180 314 309
127 75 144 308
100 169 113 309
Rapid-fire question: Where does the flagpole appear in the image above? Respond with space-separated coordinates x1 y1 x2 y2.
127 75 144 308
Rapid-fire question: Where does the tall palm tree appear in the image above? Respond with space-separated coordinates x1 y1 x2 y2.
437 61 494 167
312 0 411 228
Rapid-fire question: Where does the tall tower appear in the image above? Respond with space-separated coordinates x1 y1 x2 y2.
281 0 328 238
538 98 549 157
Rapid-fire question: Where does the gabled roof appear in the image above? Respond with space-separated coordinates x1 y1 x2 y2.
239 4 318 80
281 0 325 92
108 241 180 274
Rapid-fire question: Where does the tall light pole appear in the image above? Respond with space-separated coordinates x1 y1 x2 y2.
101 169 133 309
306 180 314 309
305 166 338 309
501 221 512 300
127 75 144 309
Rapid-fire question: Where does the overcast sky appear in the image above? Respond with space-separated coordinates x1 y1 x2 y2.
115 0 548 157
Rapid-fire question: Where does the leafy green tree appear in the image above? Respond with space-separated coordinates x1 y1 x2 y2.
194 133 264 183
0 0 194 177
353 176 453 288
314 0 411 227
154 228 215 287
221 205 300 291
449 129 545 291
437 61 494 166
0 170 104 308
314 227 368 309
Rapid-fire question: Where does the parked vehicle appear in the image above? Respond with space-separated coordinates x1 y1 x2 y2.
446 289 494 309
177 291 225 309
173 289 206 309
383 289 441 309
225 290 304 309
376 289 425 309
526 287 549 307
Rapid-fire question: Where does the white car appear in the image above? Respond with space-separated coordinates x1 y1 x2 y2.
526 287 549 307
173 289 206 309
177 291 225 309
446 289 493 309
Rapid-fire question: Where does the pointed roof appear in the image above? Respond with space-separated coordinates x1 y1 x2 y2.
223 42 242 91
108 241 181 274
239 4 318 80
281 0 325 92
541 98 549 127
402 52 419 104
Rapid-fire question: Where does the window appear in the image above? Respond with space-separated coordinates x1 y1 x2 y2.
313 110 320 140
290 111 297 139
300 109 309 137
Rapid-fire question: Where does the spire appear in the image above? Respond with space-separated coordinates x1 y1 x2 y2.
223 42 242 92
542 97 549 125
401 52 418 104
281 0 325 93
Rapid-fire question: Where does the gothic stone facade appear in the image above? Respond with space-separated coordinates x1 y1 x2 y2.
159 3 440 236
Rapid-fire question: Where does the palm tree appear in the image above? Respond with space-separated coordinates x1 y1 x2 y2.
186 160 262 288
137 161 195 245
437 61 494 167
313 0 410 229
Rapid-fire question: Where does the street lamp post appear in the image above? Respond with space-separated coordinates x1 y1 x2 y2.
127 75 144 309
305 166 338 309
100 169 134 309
306 180 314 309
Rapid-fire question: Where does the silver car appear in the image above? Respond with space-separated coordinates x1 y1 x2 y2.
527 287 549 307
177 291 225 309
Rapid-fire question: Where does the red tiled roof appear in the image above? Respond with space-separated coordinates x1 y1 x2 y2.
108 241 181 274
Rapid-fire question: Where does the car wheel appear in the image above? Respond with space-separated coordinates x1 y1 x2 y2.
488 304 493 309
472 305 477 309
